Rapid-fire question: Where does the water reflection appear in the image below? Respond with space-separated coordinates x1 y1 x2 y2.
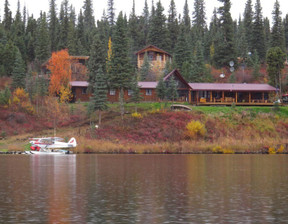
0 155 288 223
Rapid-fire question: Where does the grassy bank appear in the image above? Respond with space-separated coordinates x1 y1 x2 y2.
1 103 288 154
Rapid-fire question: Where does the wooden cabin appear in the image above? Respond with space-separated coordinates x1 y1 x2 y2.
70 69 277 106
70 81 158 103
70 69 191 103
136 45 172 70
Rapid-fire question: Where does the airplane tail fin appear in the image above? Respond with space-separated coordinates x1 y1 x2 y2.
68 137 77 147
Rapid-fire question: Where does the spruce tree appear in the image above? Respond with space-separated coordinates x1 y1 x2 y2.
214 0 236 68
174 25 191 69
87 67 108 127
150 0 155 19
190 41 209 82
271 0 285 51
26 16 37 62
35 12 50 63
284 14 288 51
166 76 178 102
243 0 253 51
129 75 143 112
83 0 95 30
76 10 86 55
180 61 192 82
206 8 219 64
252 0 266 61
0 43 5 76
3 0 12 31
82 0 95 53
67 6 77 55
10 1 26 61
12 50 26 90
128 0 143 66
88 34 107 88
97 10 110 47
142 0 150 45
3 41 18 76
266 47 285 94
148 1 168 50
156 76 167 100
182 0 191 32
48 0 59 52
167 0 178 53
107 0 115 26
264 17 271 51
109 12 133 119
58 1 69 49
139 52 151 81
192 0 206 40
0 87 11 106
235 17 248 60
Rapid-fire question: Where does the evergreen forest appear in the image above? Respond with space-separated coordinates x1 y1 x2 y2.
1 0 288 92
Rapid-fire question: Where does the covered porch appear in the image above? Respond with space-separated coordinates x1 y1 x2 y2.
189 83 276 106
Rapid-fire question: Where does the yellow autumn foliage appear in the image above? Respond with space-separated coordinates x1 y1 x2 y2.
132 112 143 119
10 88 35 114
185 120 206 139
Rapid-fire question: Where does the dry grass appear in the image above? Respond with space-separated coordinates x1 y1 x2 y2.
71 136 287 154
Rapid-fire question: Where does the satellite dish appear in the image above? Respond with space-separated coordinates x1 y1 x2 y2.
230 67 235 72
220 73 225 78
229 61 234 67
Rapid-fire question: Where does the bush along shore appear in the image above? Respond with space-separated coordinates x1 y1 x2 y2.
1 104 288 154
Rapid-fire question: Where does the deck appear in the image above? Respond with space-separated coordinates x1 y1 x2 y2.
195 102 274 106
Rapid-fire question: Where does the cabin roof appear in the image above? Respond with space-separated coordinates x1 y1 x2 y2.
70 81 276 92
189 83 276 92
164 69 191 89
138 81 158 88
69 56 89 60
70 81 89 87
70 81 159 89
135 45 172 57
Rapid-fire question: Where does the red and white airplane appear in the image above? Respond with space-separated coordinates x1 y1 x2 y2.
26 137 77 154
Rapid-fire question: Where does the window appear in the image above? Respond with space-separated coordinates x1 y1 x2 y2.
157 55 162 61
128 89 133 96
82 88 87 94
146 89 152 96
110 89 116 95
148 52 154 61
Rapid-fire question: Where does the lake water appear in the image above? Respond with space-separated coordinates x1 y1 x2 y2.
1 154 288 223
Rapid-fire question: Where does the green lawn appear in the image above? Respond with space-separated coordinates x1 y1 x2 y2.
193 105 288 117
71 101 288 117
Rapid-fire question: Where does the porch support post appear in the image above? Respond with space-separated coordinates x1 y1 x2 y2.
196 91 199 105
210 91 212 102
188 89 191 103
262 92 264 102
222 91 224 101
137 53 140 68
249 92 251 103
236 92 238 103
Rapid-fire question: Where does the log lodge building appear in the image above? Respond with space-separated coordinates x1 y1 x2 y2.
67 45 276 106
